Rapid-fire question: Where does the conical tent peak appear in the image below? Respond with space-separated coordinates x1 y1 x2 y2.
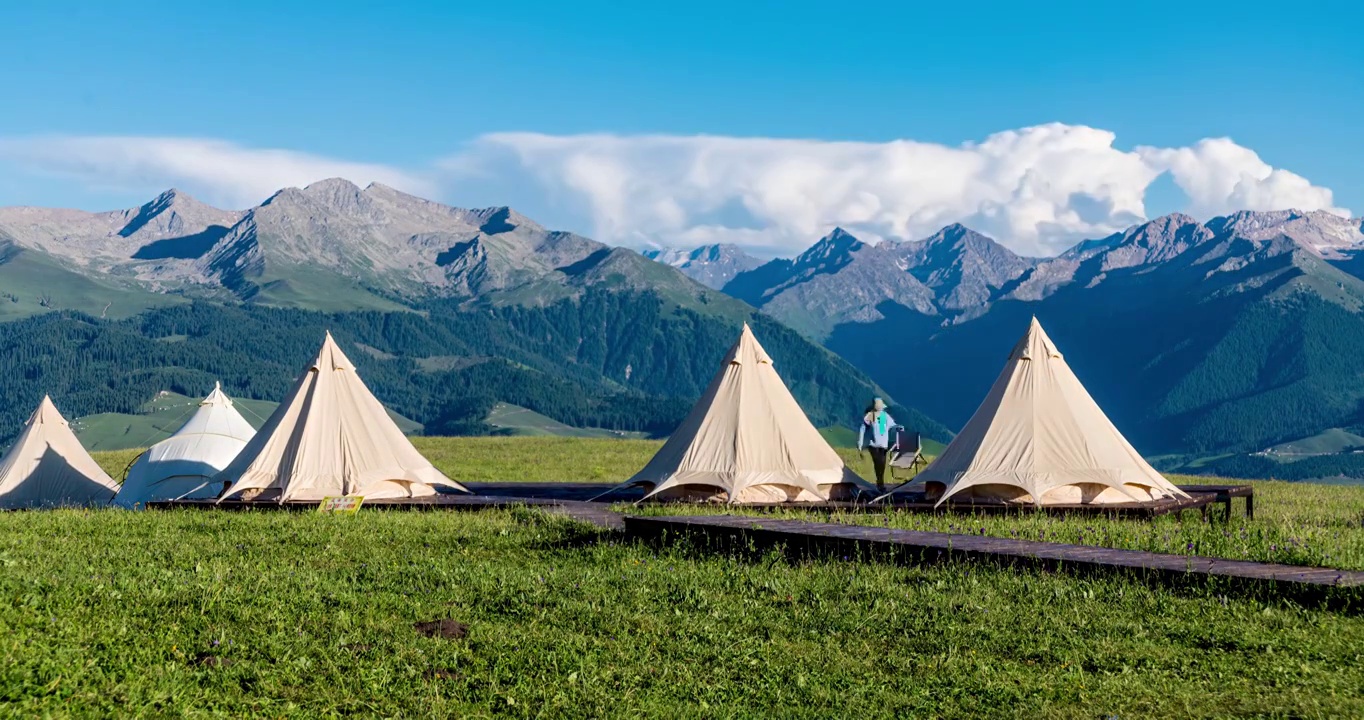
311 332 355 372
1011 317 1062 361
202 382 234 407
34 396 61 424
727 323 772 366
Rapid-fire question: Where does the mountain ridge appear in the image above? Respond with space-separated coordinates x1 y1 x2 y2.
0 184 945 446
9 183 1364 464
641 243 762 289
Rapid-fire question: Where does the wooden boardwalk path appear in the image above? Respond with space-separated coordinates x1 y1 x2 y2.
152 494 626 529
624 514 1364 604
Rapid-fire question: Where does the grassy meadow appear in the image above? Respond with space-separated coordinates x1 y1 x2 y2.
3 508 1364 718
26 437 1358 716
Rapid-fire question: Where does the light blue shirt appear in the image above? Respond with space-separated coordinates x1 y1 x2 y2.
858 411 896 450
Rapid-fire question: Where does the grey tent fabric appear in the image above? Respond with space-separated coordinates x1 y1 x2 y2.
630 324 869 503
217 333 467 502
0 396 120 509
920 318 1188 506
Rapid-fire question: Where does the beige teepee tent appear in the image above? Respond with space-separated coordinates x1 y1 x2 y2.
0 396 120 509
630 323 869 503
920 318 1187 506
217 333 467 502
114 383 257 508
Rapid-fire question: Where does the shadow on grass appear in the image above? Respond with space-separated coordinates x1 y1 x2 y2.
511 506 625 551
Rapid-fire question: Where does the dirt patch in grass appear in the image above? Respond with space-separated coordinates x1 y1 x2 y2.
414 619 469 640
190 653 234 668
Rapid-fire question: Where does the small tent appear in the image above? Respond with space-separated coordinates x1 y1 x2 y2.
0 396 120 509
630 323 869 503
919 318 1188 506
217 332 466 502
113 383 256 508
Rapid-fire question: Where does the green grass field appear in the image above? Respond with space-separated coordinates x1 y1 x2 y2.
0 437 1355 716
2 508 1362 718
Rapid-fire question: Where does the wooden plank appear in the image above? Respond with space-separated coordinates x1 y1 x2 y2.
625 515 1364 600
150 494 625 529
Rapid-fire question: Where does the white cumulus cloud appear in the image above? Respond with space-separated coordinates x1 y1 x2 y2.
0 127 1345 257
444 124 1346 257
0 136 435 209
1138 138 1345 219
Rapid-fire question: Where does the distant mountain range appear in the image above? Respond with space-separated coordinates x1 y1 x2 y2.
0 181 940 446
10 179 1364 479
641 244 763 291
646 209 1364 472
0 180 709 314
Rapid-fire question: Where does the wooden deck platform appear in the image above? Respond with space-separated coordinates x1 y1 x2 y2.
467 482 646 502
468 481 1250 519
622 484 1249 520
148 494 626 529
624 514 1363 606
150 483 1253 525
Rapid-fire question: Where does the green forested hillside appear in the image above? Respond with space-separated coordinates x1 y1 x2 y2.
0 292 946 445
831 245 1364 457
1202 452 1364 482
0 242 184 321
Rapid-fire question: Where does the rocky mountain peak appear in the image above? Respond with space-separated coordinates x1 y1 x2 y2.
640 243 763 290
1207 209 1302 237
299 178 371 212
917 223 1018 258
471 206 539 235
932 223 974 243
110 188 243 248
642 247 687 265
1068 213 1211 271
798 227 865 265
1203 209 1364 259
691 243 742 263
890 224 1032 315
1122 212 1205 248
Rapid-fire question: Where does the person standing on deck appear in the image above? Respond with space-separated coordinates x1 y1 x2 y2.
858 398 897 492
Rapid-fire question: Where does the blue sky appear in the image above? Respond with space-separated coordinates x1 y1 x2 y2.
1 0 1360 255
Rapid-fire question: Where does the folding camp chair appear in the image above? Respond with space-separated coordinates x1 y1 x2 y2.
870 427 930 503
889 427 926 480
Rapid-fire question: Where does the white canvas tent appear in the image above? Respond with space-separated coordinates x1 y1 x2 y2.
0 396 120 509
114 383 256 508
217 333 467 502
629 323 869 503
920 318 1188 506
